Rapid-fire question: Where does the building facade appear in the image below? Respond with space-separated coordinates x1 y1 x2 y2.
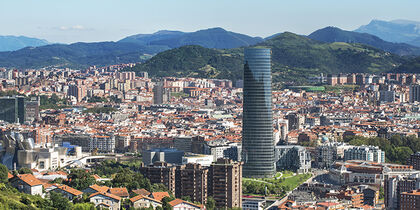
208 158 242 209
242 47 275 178
275 145 311 174
344 146 385 163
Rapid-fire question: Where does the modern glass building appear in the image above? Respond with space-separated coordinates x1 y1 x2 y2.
242 48 275 178
0 96 25 124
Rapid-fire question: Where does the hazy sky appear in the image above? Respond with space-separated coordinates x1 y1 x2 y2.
1 0 420 43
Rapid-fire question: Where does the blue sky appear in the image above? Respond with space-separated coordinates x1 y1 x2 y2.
1 0 419 43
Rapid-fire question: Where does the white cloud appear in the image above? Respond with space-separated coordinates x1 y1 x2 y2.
54 25 92 31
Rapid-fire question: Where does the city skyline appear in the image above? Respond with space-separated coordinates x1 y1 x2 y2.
1 0 420 43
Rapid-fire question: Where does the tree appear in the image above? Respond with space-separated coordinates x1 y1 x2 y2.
50 192 72 210
181 196 191 202
72 203 95 210
18 167 33 174
162 196 175 210
65 169 95 190
206 196 216 210
0 164 9 183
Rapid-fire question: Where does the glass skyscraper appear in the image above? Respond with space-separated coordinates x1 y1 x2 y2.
242 48 275 178
0 96 25 124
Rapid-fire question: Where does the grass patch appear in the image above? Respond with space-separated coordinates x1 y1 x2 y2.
243 171 311 197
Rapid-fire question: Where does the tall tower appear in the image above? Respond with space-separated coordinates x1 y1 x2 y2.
242 48 275 178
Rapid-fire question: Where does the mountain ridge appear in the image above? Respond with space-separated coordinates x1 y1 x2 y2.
309 26 420 56
0 35 50 52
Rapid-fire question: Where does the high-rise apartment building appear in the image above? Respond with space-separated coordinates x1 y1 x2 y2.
409 85 420 103
385 173 420 210
175 163 208 204
153 82 170 104
67 85 86 102
208 158 242 209
139 162 177 195
408 152 420 170
242 48 275 178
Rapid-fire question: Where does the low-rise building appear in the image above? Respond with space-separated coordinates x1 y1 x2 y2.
89 191 121 210
51 184 83 200
168 199 204 210
10 174 43 196
129 195 162 209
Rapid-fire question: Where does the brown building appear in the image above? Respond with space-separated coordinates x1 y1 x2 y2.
400 189 420 210
175 163 208 204
408 152 420 170
67 84 86 102
208 158 242 209
327 74 338 86
139 162 176 195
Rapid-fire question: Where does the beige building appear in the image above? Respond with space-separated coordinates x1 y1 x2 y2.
208 158 242 209
129 195 162 209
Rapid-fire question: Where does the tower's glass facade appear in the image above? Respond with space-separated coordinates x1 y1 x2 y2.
242 48 275 178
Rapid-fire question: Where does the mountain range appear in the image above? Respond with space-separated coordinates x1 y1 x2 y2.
308 27 420 56
129 32 403 84
0 35 49 52
355 19 420 47
119 27 263 49
0 20 420 81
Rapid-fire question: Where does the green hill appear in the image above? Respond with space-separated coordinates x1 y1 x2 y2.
128 32 404 84
308 27 420 56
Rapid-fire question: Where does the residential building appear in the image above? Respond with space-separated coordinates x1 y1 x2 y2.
400 189 420 210
10 174 43 196
242 47 275 178
408 152 420 170
168 199 204 210
409 85 420 103
208 158 242 209
89 135 115 153
274 145 311 174
130 195 162 209
344 146 385 163
175 163 208 204
89 192 121 210
51 184 83 200
384 173 420 210
242 198 265 210
139 162 176 194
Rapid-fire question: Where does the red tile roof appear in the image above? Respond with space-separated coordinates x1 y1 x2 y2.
108 187 129 197
55 184 83 196
88 184 109 193
151 191 170 201
89 191 121 201
15 174 43 186
132 188 151 196
169 199 203 209
7 172 13 179
130 195 162 204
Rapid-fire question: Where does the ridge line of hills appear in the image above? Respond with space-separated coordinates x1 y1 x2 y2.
1 24 420 84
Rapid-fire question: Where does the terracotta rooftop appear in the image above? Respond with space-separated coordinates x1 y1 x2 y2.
15 174 43 186
130 195 162 203
169 199 203 209
89 191 122 201
132 188 151 196
88 184 109 193
151 191 170 201
55 184 83 196
108 187 129 197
